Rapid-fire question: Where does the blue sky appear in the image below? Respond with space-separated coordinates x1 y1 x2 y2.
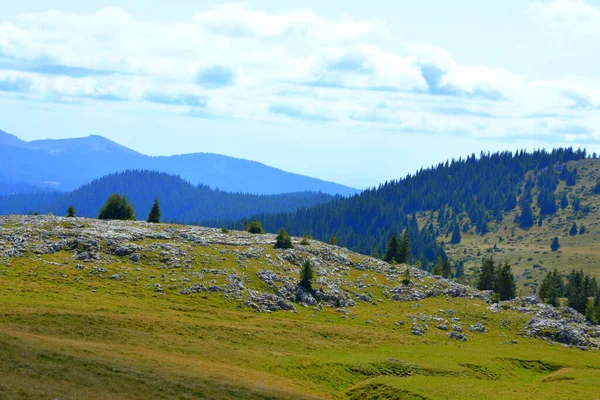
0 0 599 189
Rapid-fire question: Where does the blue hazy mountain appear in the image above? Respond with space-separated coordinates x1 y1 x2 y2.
0 130 358 196
0 170 337 222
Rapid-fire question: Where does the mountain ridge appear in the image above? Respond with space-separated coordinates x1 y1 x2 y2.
0 129 358 196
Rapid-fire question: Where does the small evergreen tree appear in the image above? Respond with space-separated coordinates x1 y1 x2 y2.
401 268 411 285
519 202 534 229
477 256 496 291
432 256 444 276
299 259 315 293
147 197 161 223
329 234 338 246
579 224 586 235
66 205 76 218
569 222 578 236
384 233 400 263
450 224 461 244
539 269 564 307
274 227 293 249
441 257 453 279
550 236 560 252
496 261 517 301
396 230 411 264
98 194 136 220
247 220 265 234
560 192 569 208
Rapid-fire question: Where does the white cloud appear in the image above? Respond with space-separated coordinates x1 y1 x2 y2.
530 0 600 37
0 3 597 147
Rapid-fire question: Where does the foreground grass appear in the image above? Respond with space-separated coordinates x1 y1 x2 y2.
1 218 599 399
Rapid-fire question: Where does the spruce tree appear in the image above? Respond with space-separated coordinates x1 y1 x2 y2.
496 261 517 300
384 233 400 263
477 256 496 291
550 236 560 252
299 259 315 293
396 230 411 264
519 202 534 229
432 256 443 276
569 222 578 236
147 197 161 223
450 224 461 244
441 257 453 279
66 205 76 218
329 234 338 246
274 227 293 249
539 269 563 307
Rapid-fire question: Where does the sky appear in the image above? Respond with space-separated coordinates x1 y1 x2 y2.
0 0 599 189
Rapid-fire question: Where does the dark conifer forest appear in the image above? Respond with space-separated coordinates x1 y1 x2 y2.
230 148 588 268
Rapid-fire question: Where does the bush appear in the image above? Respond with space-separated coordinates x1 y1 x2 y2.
274 228 293 249
98 194 136 221
247 220 265 234
66 206 76 218
299 260 315 292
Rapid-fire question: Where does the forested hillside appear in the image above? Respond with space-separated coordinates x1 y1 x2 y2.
0 170 335 222
236 148 589 269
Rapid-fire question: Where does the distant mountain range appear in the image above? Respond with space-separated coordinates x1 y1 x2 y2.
0 170 337 222
0 129 357 196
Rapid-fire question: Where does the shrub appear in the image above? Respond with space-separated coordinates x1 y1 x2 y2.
98 194 136 221
66 206 76 218
274 228 293 249
247 220 265 234
299 260 315 292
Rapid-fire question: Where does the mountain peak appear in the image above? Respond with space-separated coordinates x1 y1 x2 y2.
0 129 26 147
26 134 141 156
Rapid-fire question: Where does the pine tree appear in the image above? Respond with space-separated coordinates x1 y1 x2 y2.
539 269 564 307
329 234 338 246
396 230 411 264
579 224 586 235
477 256 496 291
147 197 161 223
560 192 569 209
66 205 76 218
384 233 400 263
299 259 315 292
496 261 517 301
274 227 293 249
450 224 461 244
441 257 453 279
569 222 578 236
550 236 560 252
432 256 443 276
98 194 136 220
519 202 534 229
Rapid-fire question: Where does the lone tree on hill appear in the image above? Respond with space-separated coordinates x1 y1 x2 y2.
147 197 161 223
98 194 136 221
550 236 560 252
299 259 315 293
397 230 411 264
66 205 76 218
329 234 338 246
247 220 265 234
274 227 293 249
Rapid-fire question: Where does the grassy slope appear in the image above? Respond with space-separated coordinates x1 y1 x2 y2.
0 218 598 399
439 158 600 293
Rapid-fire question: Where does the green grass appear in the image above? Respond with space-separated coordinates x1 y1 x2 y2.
0 218 599 399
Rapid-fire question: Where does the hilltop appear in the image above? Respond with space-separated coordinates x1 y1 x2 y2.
0 170 336 222
0 215 598 399
0 129 357 196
